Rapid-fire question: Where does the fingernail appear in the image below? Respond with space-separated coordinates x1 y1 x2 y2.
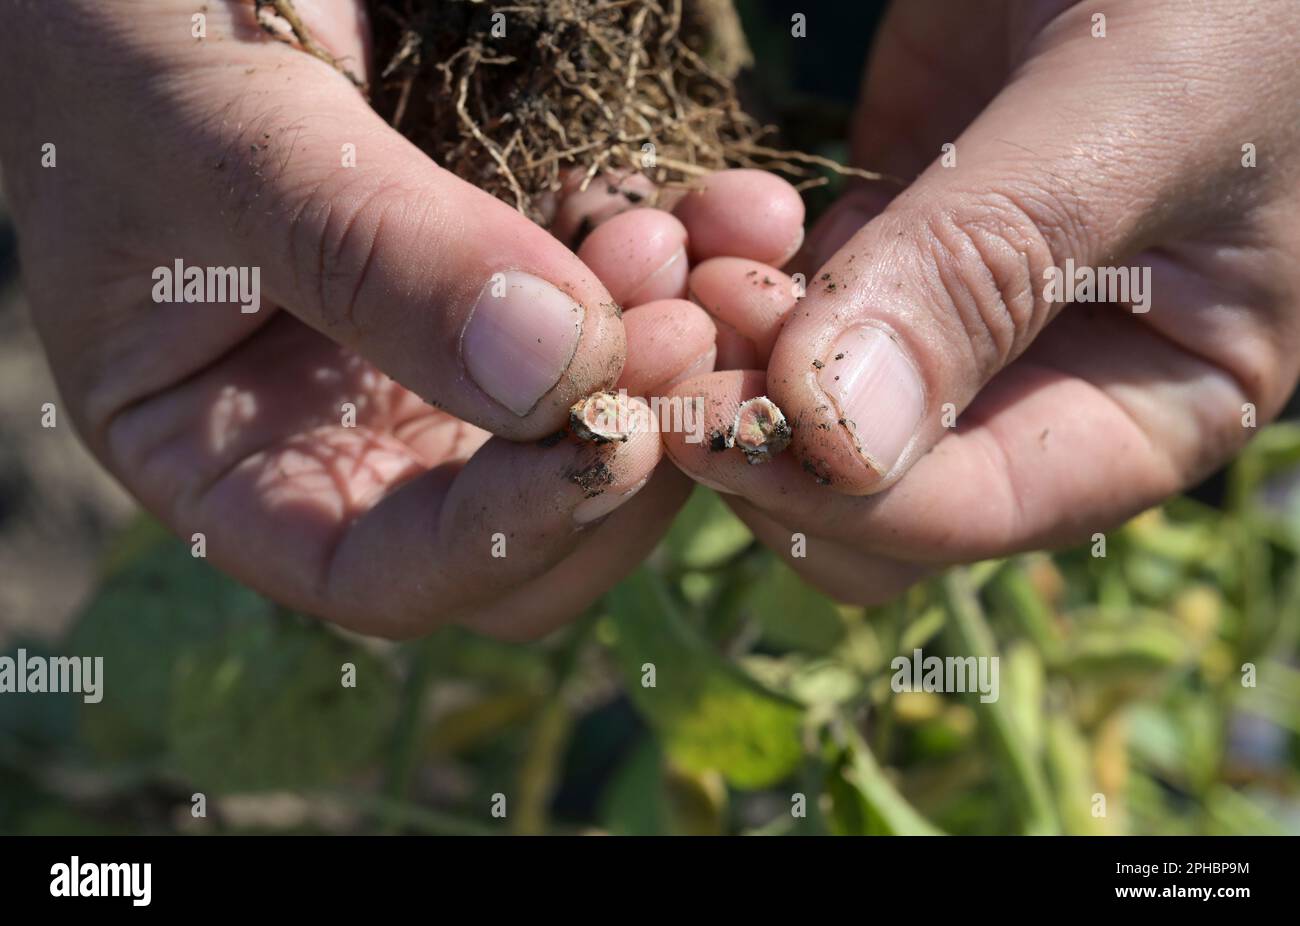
463 270 584 416
819 326 924 476
573 472 650 525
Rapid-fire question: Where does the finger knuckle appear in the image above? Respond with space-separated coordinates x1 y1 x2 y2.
918 186 1077 377
286 176 421 336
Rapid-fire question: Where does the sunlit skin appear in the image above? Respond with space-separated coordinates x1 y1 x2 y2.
661 0 1300 604
0 0 803 639
5 0 1298 635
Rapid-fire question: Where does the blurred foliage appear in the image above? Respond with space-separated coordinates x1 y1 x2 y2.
2 424 1298 836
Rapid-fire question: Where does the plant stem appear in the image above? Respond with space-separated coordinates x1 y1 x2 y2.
378 637 438 832
989 560 1064 662
512 617 594 834
838 720 944 836
941 569 1061 835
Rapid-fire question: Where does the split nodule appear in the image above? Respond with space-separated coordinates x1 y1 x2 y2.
569 391 631 443
731 395 791 464
261 0 883 224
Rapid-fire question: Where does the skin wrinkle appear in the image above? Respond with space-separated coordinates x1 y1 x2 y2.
0 0 676 637
922 208 1024 378
340 199 386 336
315 179 407 334
8 0 1300 635
667 0 1300 600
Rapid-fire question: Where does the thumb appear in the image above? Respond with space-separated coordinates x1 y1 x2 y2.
767 3 1227 493
188 24 623 440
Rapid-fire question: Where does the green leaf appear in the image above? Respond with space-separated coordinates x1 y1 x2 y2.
599 737 669 835
168 618 397 792
66 533 275 761
603 569 803 789
745 559 845 652
0 640 80 756
1231 422 1300 504
658 487 752 571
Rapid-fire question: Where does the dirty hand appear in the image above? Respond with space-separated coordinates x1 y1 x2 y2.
664 0 1300 603
0 0 796 638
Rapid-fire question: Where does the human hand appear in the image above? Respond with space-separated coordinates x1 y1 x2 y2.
0 0 798 638
663 0 1300 603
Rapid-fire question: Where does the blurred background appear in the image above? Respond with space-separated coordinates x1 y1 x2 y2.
1 0 1297 835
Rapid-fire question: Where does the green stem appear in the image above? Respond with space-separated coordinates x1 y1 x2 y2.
941 569 1060 835
839 721 944 836
989 560 1064 662
512 616 598 834
378 637 439 832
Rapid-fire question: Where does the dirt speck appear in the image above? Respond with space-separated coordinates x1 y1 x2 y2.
802 459 832 486
566 459 615 498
